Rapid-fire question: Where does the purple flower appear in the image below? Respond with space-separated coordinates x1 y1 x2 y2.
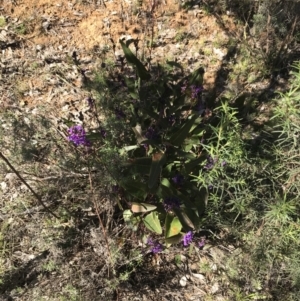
68 125 91 147
163 197 180 212
112 185 119 193
145 127 160 140
168 114 176 125
115 108 126 119
221 160 226 167
190 85 203 99
183 231 193 246
181 81 188 93
204 156 218 170
86 97 94 108
198 238 206 248
172 174 184 186
100 127 106 138
142 143 149 152
147 238 163 254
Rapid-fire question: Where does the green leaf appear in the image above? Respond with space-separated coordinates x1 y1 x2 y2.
123 76 139 99
184 207 200 230
179 152 196 160
188 67 204 86
184 156 206 173
184 143 194 152
119 179 148 199
170 115 200 146
132 124 145 144
174 208 195 230
143 211 162 234
165 215 182 238
131 202 157 213
161 178 171 188
120 40 151 80
165 233 183 244
123 209 140 231
119 145 139 155
156 182 173 199
143 108 160 120
191 128 204 137
123 209 132 223
195 187 207 216
166 60 183 71
123 157 152 174
148 152 166 189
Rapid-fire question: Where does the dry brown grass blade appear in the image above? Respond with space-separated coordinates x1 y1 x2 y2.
0 151 59 219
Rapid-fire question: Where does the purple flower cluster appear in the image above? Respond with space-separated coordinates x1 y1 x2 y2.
204 156 218 170
181 82 203 99
115 108 126 119
181 80 188 93
100 127 107 138
111 185 120 193
183 231 193 246
198 237 206 248
147 238 163 254
68 125 91 147
86 97 94 108
145 126 160 140
163 196 180 212
172 174 184 186
190 85 203 99
168 114 176 125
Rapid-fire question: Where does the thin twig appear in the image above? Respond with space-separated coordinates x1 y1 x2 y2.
0 151 59 219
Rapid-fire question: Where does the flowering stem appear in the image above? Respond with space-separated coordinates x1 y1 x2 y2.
0 151 59 219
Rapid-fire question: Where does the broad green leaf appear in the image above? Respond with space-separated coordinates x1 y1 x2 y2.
119 179 148 199
123 157 152 174
174 208 195 230
132 124 146 144
123 209 140 231
120 40 151 80
143 108 160 120
156 183 173 199
165 215 182 238
119 145 139 154
195 187 207 216
123 209 132 223
175 149 196 160
166 60 183 71
131 202 157 213
184 156 206 173
184 143 194 152
123 76 139 99
188 66 204 86
160 178 178 196
184 207 200 230
161 178 171 188
165 163 174 173
191 128 204 137
165 233 184 244
143 211 162 234
184 137 200 145
170 115 200 146
148 152 166 189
